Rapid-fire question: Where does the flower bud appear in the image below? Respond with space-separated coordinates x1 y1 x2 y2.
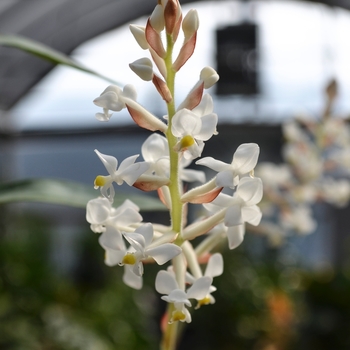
164 0 178 34
129 57 154 81
129 24 148 50
150 4 165 33
182 9 199 40
200 67 219 89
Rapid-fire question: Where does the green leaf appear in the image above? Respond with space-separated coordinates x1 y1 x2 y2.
0 34 120 85
0 179 166 211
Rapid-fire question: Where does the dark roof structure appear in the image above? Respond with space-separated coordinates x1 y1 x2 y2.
0 0 349 111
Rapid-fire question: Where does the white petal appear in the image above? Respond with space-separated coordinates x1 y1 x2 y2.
112 207 143 228
95 150 117 175
225 204 243 226
192 94 213 116
172 109 202 137
242 205 262 226
164 290 191 305
211 193 235 207
123 232 146 252
98 227 125 250
237 177 263 205
197 113 218 140
227 225 245 249
104 248 126 266
184 142 202 159
123 265 143 290
142 133 169 162
135 223 154 247
118 162 150 186
118 155 139 172
196 157 229 172
216 170 235 188
94 91 124 111
146 243 182 265
232 143 260 175
115 199 140 213
186 276 212 300
86 197 111 224
155 270 179 294
132 261 144 276
122 84 138 101
204 253 223 278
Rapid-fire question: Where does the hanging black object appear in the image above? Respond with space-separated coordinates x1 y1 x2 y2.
216 24 259 95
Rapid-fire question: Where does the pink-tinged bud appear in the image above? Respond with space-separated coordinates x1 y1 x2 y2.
129 24 148 50
200 67 219 89
125 100 167 133
150 4 165 33
173 32 197 72
181 178 218 203
152 75 173 102
182 9 199 41
183 186 223 204
146 19 166 58
150 48 167 78
157 186 171 209
164 0 177 34
133 174 169 191
177 81 204 111
172 12 182 42
129 58 154 81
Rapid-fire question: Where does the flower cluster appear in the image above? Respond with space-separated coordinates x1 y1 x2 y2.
255 79 350 245
86 0 262 346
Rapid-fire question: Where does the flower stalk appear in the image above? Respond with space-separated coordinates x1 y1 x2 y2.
87 1 263 349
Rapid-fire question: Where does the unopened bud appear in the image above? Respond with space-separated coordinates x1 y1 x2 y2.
164 0 177 34
182 9 199 40
150 4 165 33
129 57 154 81
129 24 148 50
200 67 219 89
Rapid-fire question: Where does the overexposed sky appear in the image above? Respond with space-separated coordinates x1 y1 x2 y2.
10 1 350 131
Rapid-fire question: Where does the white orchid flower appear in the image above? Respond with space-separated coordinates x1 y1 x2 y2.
93 84 137 121
141 133 205 183
172 107 218 160
185 253 224 309
94 150 150 202
121 223 182 277
86 198 143 267
86 198 142 234
197 143 260 188
155 270 213 323
210 177 263 249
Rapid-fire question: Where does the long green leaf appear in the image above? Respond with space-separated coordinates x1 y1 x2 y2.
0 34 120 85
0 179 166 211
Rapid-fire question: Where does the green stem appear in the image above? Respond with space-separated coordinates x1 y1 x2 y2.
161 32 184 350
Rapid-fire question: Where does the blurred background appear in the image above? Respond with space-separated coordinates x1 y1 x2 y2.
1 0 350 349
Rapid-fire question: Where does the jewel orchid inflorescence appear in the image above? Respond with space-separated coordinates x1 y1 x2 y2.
254 79 350 246
87 1 263 349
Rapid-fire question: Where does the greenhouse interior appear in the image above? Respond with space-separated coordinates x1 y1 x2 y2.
1 0 350 349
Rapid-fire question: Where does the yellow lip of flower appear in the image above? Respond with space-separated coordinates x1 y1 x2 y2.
122 253 137 265
94 175 107 188
180 135 195 149
171 310 187 322
195 296 211 309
